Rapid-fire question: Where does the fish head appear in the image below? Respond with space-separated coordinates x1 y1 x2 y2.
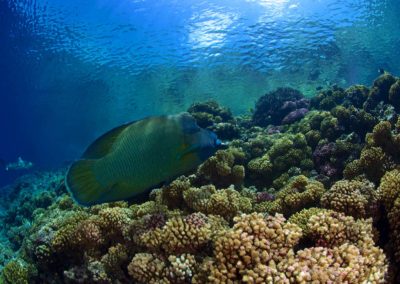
176 112 222 161
186 128 221 161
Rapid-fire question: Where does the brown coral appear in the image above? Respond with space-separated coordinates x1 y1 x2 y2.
127 253 167 284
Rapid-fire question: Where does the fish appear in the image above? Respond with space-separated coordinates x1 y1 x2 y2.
4 157 34 171
66 112 222 206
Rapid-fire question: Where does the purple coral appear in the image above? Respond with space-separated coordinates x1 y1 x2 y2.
313 143 338 178
184 212 208 228
255 192 276 203
282 108 309 124
143 213 167 230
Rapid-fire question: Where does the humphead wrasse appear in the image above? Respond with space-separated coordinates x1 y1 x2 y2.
66 113 221 206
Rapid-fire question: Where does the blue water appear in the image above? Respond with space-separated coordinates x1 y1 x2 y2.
1 0 400 186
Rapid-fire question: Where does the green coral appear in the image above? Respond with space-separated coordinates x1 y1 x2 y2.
254 175 325 216
247 133 313 186
187 100 234 128
389 79 400 108
195 148 246 187
1 260 30 284
183 185 252 220
321 179 379 219
288 207 331 237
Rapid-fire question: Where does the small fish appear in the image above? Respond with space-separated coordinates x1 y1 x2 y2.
4 157 34 171
66 113 222 206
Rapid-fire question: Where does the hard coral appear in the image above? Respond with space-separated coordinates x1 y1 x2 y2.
188 100 234 128
321 179 379 219
308 211 376 247
1 259 30 284
389 79 400 109
252 87 306 126
247 133 313 186
254 175 325 216
379 169 400 265
127 253 167 284
288 207 331 238
139 214 211 254
194 148 245 187
208 213 302 283
183 185 252 220
127 253 198 284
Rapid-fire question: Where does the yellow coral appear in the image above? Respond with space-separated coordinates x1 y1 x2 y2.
165 254 197 283
379 169 400 210
276 244 387 283
101 243 129 278
308 211 375 248
208 213 302 282
288 207 331 237
140 215 211 254
379 169 400 264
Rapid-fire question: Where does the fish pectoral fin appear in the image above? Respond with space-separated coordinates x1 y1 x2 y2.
82 122 133 159
176 144 200 161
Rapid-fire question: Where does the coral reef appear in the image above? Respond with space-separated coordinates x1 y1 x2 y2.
4 74 400 282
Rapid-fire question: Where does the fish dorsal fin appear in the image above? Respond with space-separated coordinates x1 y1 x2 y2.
82 122 133 159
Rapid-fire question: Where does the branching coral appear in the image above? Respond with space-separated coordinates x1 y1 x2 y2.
0 259 30 284
188 100 234 128
127 253 198 284
194 148 246 187
208 213 302 282
254 175 325 216
247 133 313 186
321 179 380 219
183 185 252 220
288 207 331 238
127 253 167 284
308 211 376 247
378 169 400 265
139 213 212 254
252 87 307 126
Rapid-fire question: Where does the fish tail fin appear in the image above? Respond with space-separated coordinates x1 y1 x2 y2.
65 160 103 206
